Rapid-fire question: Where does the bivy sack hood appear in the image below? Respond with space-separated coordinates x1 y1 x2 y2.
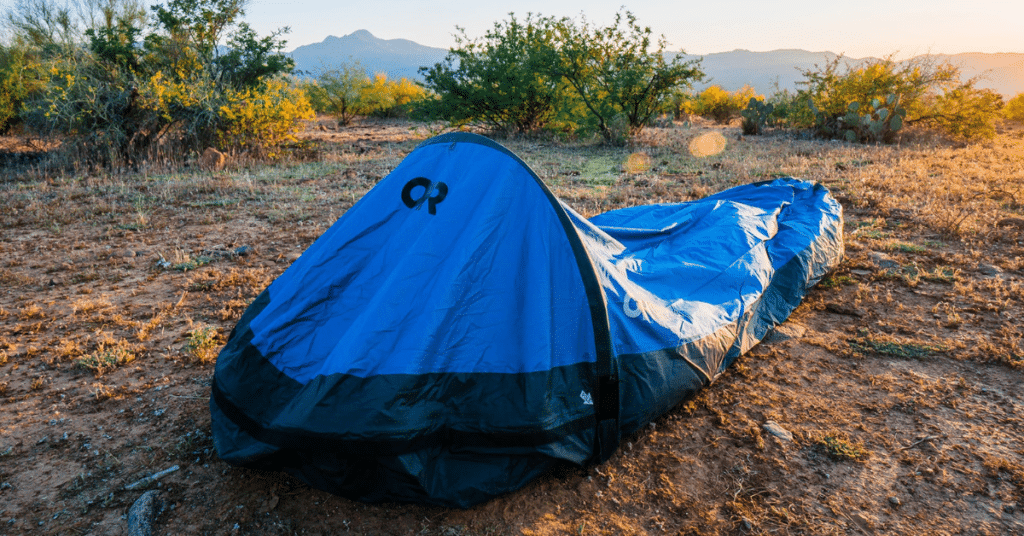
210 132 844 507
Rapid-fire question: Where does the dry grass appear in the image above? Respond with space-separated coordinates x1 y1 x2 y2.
0 117 1022 535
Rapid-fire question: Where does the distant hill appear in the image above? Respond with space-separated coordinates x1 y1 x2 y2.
289 31 1024 97
678 50 1024 97
289 30 447 80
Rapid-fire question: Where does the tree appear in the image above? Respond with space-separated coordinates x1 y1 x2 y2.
1006 93 1024 123
303 63 370 126
4 0 146 52
419 13 574 135
18 0 305 166
549 10 703 142
920 85 1003 141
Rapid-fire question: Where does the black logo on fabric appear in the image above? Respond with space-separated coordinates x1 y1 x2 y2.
401 177 448 215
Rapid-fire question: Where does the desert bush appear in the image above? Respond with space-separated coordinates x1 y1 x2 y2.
217 77 314 157
360 73 429 118
1006 93 1024 123
0 44 31 132
683 85 758 124
797 55 1002 143
419 13 574 135
12 0 297 167
548 10 704 142
303 63 370 126
919 85 1003 141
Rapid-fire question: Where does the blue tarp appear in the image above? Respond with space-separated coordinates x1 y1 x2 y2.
211 132 844 507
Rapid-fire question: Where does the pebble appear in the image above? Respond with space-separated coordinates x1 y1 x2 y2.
869 252 899 269
234 245 253 257
1004 503 1017 514
127 490 162 536
762 421 793 442
978 263 1003 277
889 496 901 507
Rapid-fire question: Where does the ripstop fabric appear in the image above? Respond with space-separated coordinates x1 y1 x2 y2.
210 132 844 507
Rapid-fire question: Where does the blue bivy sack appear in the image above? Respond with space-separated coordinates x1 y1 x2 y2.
210 132 844 507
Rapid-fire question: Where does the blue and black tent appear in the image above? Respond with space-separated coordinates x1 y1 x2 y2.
211 132 843 507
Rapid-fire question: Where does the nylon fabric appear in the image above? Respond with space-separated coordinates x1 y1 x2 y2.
210 132 844 508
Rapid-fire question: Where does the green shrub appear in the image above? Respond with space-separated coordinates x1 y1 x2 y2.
796 55 1003 143
303 63 370 126
419 10 703 141
419 13 573 135
1006 93 1024 123
921 86 1003 141
0 44 30 132
16 0 298 167
548 10 704 142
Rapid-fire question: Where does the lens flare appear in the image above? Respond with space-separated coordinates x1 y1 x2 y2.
623 152 652 174
688 132 727 158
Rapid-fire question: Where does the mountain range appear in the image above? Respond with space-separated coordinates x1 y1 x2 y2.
289 30 1024 98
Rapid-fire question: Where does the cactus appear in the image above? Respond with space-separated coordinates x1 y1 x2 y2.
740 97 774 135
837 93 907 144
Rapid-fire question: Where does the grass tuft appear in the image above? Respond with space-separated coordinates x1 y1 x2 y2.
76 340 137 375
816 431 870 462
849 333 945 359
183 325 221 363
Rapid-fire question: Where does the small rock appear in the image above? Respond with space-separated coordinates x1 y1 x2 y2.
826 303 865 317
869 252 899 269
200 147 226 171
851 269 873 276
888 496 901 507
741 517 754 530
1003 502 1016 514
127 490 162 536
978 263 1003 276
765 323 807 344
762 421 793 442
234 245 253 257
996 217 1024 229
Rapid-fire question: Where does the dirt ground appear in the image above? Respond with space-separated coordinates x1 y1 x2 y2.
0 118 1022 535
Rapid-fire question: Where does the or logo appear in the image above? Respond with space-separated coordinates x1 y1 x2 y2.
401 177 448 215
580 391 594 405
623 294 653 321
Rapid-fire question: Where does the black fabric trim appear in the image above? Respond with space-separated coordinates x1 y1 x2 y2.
212 374 596 457
417 132 619 463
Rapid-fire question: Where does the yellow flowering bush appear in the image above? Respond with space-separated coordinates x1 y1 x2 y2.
1005 93 1024 124
217 78 314 156
682 85 761 123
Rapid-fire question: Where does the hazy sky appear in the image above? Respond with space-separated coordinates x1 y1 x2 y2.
238 0 1023 57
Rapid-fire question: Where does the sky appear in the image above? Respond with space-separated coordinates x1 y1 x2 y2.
237 0 1024 57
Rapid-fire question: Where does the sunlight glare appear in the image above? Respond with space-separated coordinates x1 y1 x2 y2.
688 132 727 158
623 152 652 174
